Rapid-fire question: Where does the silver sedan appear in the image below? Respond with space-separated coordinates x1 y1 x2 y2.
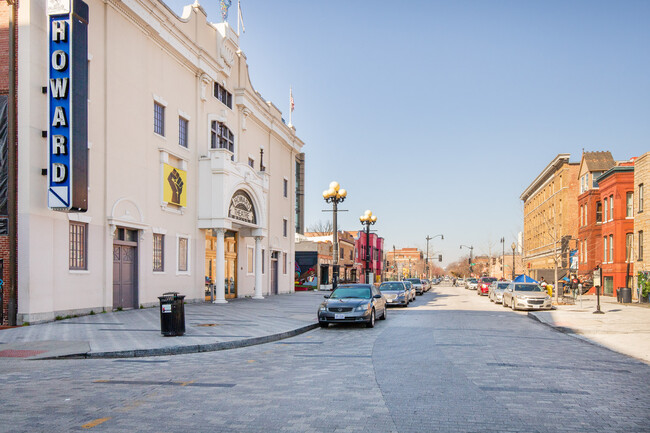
488 281 511 304
502 282 552 311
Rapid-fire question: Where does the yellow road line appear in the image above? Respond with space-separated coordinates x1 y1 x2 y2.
178 380 195 386
82 417 111 429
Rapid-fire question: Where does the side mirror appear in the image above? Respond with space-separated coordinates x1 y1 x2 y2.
373 294 382 299
323 295 330 299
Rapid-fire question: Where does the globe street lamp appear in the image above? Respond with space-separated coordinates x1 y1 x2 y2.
323 181 347 290
460 244 474 276
500 237 505 279
511 242 517 280
359 210 377 284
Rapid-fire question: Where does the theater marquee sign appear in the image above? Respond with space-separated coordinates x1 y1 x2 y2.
228 190 256 224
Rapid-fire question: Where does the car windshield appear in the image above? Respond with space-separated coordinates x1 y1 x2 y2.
406 279 421 284
482 278 497 283
330 287 372 299
380 283 404 291
468 279 477 283
497 283 510 289
514 284 543 292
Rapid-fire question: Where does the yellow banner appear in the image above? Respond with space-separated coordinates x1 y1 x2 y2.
163 164 187 207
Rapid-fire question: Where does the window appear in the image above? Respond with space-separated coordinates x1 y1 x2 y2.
627 192 633 217
248 158 254 168
580 206 583 227
592 172 602 188
283 252 287 274
213 82 233 109
626 233 633 262
596 201 602 223
154 102 165 136
639 184 644 212
210 121 234 153
603 198 608 221
584 239 587 263
283 219 287 237
69 222 88 270
178 237 188 272
609 195 614 221
283 179 288 198
603 236 608 263
640 231 644 261
247 246 254 273
609 235 614 263
153 233 164 272
584 203 587 225
178 117 188 148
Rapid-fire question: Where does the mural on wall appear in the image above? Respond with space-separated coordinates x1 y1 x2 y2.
163 164 187 207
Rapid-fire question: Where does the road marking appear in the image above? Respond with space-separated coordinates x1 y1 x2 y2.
179 380 195 386
82 418 111 429
247 360 256 363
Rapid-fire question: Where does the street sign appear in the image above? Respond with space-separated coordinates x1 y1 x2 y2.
593 268 601 287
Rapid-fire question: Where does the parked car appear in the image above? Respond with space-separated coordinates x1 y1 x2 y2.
477 277 497 296
465 278 478 290
406 278 425 295
455 278 465 287
318 284 387 328
403 280 416 302
502 282 552 311
488 281 511 304
379 281 410 307
422 279 431 291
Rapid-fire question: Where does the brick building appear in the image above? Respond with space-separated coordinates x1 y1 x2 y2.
576 151 616 291
598 164 635 295
634 152 650 296
386 247 422 281
520 154 580 283
355 232 384 284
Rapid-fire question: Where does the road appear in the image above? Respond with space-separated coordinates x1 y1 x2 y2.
1 283 649 432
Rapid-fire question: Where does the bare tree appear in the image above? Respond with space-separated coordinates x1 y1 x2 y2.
307 220 333 235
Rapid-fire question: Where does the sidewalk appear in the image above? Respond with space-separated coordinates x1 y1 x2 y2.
528 295 650 364
0 291 324 360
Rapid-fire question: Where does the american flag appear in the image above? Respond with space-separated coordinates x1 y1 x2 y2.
290 88 295 112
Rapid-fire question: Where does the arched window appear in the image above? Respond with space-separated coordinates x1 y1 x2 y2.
211 121 234 153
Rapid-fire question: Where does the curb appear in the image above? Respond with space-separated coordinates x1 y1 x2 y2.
45 323 320 360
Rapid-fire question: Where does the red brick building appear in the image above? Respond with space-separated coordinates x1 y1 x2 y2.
598 164 635 296
576 152 616 292
355 232 384 284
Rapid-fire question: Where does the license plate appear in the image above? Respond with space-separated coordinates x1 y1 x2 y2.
334 314 345 320
534 305 540 308
387 299 393 303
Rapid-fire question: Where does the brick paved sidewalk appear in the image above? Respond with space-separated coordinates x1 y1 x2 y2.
0 291 324 359
529 295 650 364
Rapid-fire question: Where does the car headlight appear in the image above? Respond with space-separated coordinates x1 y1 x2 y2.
397 293 405 298
319 305 326 311
355 303 370 312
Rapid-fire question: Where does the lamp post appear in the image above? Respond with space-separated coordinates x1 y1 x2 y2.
323 181 347 290
500 237 505 279
426 234 444 279
359 210 377 284
460 245 474 277
510 242 512 281
393 245 397 281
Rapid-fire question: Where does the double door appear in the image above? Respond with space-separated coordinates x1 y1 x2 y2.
113 228 138 310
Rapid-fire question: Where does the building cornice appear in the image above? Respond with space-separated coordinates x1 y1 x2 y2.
520 154 573 202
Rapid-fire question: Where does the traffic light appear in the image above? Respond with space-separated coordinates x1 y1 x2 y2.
468 258 471 264
438 254 442 262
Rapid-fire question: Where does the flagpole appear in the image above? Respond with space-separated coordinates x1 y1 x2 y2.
237 0 240 36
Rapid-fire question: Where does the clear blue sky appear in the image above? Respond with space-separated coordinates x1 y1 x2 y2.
166 0 650 265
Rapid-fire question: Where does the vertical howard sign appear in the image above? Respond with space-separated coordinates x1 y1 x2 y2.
48 0 89 211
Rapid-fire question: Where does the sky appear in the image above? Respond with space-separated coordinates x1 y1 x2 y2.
165 0 650 265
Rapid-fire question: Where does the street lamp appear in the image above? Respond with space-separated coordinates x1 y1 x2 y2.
426 234 444 279
359 210 377 284
393 245 397 281
460 244 474 276
511 242 517 280
500 237 505 279
323 181 347 290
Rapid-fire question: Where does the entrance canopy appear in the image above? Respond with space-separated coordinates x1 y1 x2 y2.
514 274 538 283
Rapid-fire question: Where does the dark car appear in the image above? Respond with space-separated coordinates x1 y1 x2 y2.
318 284 387 328
379 281 410 307
477 277 497 296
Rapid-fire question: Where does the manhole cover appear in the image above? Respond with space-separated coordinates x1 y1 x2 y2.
196 323 219 327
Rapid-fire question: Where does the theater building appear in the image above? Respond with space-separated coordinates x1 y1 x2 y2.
15 0 305 323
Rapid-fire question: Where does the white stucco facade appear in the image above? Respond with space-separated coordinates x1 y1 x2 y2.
17 0 304 323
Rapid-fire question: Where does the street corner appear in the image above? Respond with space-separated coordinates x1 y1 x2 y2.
0 340 90 360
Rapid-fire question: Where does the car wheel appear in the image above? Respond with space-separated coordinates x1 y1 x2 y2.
319 322 328 328
380 307 387 320
366 309 375 328
511 299 517 311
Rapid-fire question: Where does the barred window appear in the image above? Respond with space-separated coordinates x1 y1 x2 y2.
640 231 644 260
210 121 234 153
154 102 165 136
178 237 188 272
283 179 288 198
153 234 164 272
283 219 288 237
69 222 88 270
179 117 188 148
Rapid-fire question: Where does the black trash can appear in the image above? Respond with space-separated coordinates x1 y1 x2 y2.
158 292 186 336
620 287 632 304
